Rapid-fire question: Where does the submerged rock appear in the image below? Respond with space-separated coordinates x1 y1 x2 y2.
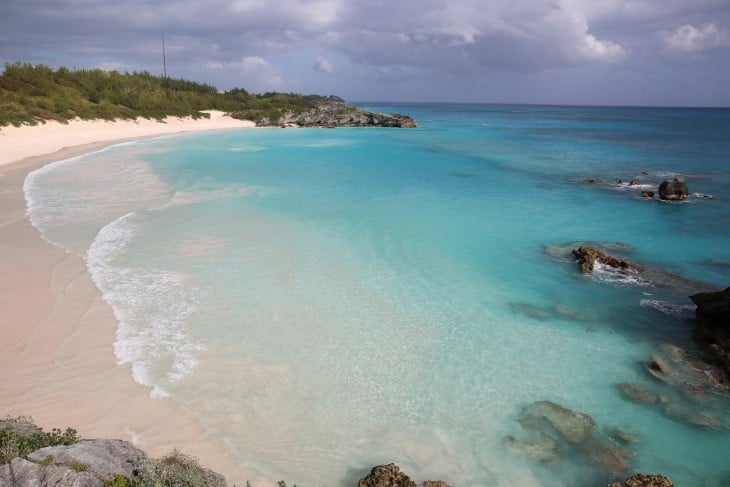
607 473 674 487
580 438 634 473
504 431 562 463
606 427 641 445
662 403 724 430
658 179 689 201
358 464 417 487
617 383 658 404
642 191 655 198
520 400 596 444
572 246 632 273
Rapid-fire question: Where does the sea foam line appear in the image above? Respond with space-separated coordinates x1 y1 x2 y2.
87 212 205 397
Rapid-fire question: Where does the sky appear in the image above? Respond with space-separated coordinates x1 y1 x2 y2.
1 0 730 106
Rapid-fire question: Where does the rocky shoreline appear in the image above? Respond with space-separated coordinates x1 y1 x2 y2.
254 102 418 128
0 416 675 486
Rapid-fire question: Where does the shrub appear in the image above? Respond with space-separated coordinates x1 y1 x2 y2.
0 416 80 464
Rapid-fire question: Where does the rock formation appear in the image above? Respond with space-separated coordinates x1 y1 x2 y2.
572 246 632 273
658 179 688 201
1 440 148 487
357 464 450 487
257 103 418 128
607 473 674 487
691 287 730 377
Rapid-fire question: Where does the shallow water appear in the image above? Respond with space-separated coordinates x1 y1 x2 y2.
25 104 730 486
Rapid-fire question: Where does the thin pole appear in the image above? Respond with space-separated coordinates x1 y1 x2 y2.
162 33 167 78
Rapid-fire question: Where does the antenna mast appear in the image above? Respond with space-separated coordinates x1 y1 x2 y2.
162 32 167 78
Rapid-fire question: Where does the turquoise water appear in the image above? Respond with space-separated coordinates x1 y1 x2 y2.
25 104 730 486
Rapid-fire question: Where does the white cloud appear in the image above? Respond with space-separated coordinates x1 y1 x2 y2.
313 57 334 73
662 23 730 53
580 33 626 62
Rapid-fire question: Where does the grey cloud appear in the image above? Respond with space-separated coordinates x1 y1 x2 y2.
1 0 729 105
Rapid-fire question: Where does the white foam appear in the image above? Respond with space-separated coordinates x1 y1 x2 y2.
591 261 649 287
228 144 266 152
640 299 696 316
87 213 205 393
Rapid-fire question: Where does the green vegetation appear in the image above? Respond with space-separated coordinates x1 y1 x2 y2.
0 62 345 127
104 450 224 487
0 415 80 464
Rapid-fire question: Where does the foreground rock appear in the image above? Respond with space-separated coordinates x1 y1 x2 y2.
358 463 450 487
572 246 632 273
258 103 418 128
608 473 674 487
658 179 689 201
1 439 146 487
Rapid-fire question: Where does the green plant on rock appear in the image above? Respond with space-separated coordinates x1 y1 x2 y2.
133 449 224 487
0 416 80 464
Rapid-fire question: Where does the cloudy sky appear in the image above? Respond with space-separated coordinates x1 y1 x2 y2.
2 0 729 106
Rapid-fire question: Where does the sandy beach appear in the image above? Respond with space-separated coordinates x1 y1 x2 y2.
0 112 263 485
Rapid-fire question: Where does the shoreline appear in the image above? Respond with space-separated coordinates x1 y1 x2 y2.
0 113 265 486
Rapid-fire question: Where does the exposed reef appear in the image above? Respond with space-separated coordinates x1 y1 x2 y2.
256 102 418 128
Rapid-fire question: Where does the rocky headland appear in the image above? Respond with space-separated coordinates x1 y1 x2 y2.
255 101 418 128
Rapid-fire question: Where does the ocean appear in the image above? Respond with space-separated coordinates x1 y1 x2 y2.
24 104 730 486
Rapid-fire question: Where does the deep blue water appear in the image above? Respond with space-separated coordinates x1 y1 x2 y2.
26 104 730 486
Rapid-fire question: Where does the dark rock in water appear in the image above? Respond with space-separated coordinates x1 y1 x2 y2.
358 464 417 487
658 178 689 201
607 473 674 487
504 431 562 463
691 287 730 379
644 355 671 383
544 241 634 262
585 178 596 183
642 191 655 198
520 400 596 443
617 383 658 404
640 171 649 176
572 246 632 273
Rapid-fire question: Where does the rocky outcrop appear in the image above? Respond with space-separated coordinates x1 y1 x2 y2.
572 246 632 273
0 440 146 487
608 473 674 487
658 179 688 201
691 287 730 378
258 103 417 128
357 464 449 487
